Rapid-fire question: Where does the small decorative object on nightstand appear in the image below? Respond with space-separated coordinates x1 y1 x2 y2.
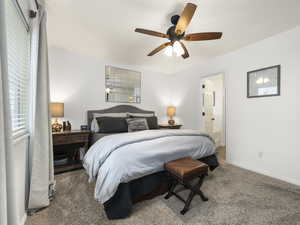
52 130 90 174
167 106 176 125
51 102 64 132
63 121 72 131
80 125 88 131
159 124 182 129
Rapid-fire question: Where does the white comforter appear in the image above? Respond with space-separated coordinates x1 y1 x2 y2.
83 129 216 203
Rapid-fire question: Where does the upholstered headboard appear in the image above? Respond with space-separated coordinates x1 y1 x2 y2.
87 105 155 129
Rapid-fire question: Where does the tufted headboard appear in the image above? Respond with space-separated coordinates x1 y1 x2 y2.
87 105 155 129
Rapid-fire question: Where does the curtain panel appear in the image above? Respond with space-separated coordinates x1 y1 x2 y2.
0 0 19 224
27 0 55 211
0 49 9 225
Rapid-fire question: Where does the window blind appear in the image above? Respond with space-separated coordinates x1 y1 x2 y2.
6 0 31 136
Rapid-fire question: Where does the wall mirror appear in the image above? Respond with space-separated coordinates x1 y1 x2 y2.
247 65 281 98
105 66 141 103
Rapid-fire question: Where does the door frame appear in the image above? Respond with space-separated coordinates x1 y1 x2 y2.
200 72 227 147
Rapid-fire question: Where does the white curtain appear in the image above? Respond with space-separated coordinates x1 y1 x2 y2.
0 50 18 225
27 0 55 210
0 1 19 223
0 52 8 225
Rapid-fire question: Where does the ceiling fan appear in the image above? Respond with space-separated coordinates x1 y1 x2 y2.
135 3 222 59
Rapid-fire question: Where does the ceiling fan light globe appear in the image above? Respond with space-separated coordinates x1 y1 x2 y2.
173 41 184 56
164 45 173 56
175 49 183 57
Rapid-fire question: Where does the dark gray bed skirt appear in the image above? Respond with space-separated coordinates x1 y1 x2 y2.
104 154 219 219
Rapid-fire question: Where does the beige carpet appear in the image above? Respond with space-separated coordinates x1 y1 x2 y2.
26 164 300 225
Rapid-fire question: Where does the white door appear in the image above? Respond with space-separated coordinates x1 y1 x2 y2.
203 90 215 137
201 74 224 147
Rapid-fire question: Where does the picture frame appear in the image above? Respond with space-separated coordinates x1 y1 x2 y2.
105 65 141 104
247 65 281 98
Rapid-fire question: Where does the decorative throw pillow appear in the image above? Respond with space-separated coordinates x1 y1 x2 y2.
126 118 149 132
96 117 128 133
129 115 159 129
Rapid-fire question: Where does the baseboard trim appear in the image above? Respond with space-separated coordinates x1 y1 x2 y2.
228 161 300 187
20 213 27 225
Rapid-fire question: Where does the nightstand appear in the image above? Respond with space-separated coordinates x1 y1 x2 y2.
52 130 90 174
159 124 182 129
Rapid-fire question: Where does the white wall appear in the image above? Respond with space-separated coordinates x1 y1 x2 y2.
49 47 173 128
172 26 300 186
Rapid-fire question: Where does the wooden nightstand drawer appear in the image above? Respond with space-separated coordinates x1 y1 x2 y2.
159 124 182 129
53 132 89 146
53 135 68 145
72 134 89 143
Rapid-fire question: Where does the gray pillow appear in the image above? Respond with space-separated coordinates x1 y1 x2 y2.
126 118 149 132
129 115 159 129
96 117 128 133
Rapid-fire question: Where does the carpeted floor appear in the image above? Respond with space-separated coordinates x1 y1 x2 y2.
26 163 300 225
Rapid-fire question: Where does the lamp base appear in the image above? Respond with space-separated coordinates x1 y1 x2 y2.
52 120 63 132
168 119 175 126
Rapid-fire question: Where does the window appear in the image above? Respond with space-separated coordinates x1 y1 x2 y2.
6 0 31 136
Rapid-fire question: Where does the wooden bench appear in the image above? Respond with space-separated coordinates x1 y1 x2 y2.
164 157 209 215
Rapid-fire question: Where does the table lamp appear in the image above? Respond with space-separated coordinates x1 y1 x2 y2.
51 102 64 132
167 106 176 125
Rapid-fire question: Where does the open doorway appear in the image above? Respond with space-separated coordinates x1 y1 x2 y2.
201 73 226 161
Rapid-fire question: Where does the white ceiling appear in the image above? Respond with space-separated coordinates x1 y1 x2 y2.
46 0 300 74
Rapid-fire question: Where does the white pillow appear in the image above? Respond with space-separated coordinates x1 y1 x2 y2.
127 112 154 117
90 118 99 132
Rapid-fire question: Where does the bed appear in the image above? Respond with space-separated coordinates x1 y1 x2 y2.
84 105 219 219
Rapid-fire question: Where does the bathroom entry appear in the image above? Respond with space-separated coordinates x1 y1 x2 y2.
201 74 226 159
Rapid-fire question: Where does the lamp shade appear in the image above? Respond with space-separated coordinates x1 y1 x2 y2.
167 106 176 117
51 102 64 117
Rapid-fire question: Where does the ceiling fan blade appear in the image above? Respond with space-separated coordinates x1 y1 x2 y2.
179 42 189 59
148 42 171 56
184 32 223 41
135 28 169 39
175 3 197 35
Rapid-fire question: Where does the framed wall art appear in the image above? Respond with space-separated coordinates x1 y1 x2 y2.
247 65 281 98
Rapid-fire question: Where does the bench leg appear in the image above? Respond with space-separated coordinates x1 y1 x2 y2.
198 190 208 201
180 174 208 214
180 190 196 215
164 180 178 199
195 174 208 201
184 174 208 202
165 173 208 215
